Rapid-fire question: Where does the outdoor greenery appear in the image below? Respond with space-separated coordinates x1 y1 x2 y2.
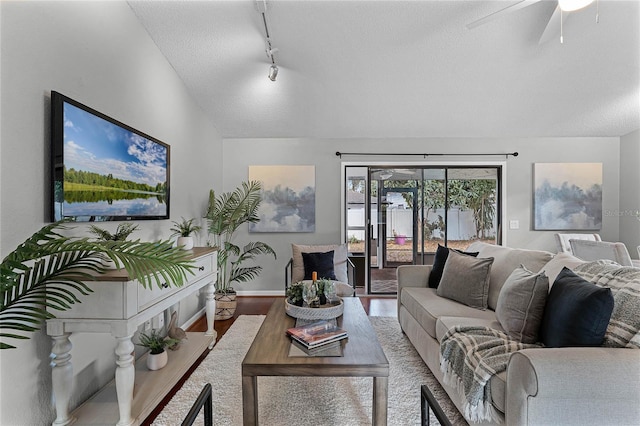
382 178 497 240
205 180 276 293
0 221 195 349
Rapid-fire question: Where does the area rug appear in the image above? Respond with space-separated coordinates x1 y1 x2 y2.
153 315 466 425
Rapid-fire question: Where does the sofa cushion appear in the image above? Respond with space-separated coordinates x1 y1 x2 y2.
401 287 497 339
466 242 554 311
301 250 337 280
292 243 348 283
428 244 479 288
540 267 614 348
495 265 549 343
540 252 586 287
437 250 494 309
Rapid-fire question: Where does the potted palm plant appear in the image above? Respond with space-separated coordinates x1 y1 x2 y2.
137 329 179 370
170 217 202 250
0 221 194 350
205 180 276 320
88 223 139 268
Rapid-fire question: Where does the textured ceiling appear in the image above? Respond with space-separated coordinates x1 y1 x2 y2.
128 0 640 139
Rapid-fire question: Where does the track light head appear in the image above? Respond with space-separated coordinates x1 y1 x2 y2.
268 64 278 81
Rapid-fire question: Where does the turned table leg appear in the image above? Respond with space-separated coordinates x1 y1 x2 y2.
205 280 216 347
114 335 135 426
51 333 74 426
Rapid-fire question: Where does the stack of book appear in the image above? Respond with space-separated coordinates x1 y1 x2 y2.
286 320 348 355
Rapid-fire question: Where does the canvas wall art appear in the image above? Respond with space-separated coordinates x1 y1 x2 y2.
249 165 316 232
533 163 602 230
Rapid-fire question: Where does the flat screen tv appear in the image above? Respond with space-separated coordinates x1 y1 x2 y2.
51 91 170 222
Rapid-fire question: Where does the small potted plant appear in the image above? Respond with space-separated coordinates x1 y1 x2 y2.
170 217 202 250
88 223 139 268
88 223 139 241
286 282 305 306
137 329 180 371
393 229 406 245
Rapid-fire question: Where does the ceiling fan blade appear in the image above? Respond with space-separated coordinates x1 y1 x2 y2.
538 5 568 44
466 0 543 29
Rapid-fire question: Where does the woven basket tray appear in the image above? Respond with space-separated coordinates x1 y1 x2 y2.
284 298 344 320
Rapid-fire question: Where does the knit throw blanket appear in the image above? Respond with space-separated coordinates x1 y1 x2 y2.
573 261 640 349
440 326 541 424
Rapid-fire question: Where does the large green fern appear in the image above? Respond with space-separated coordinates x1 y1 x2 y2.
0 222 195 349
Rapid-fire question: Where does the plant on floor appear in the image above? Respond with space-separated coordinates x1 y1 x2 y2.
0 221 195 350
205 180 276 294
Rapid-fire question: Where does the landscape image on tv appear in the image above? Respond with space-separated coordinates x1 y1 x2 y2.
53 100 169 221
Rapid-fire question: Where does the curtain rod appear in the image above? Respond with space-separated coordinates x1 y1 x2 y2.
335 151 518 159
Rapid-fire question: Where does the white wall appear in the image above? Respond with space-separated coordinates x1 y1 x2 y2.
619 129 640 259
222 137 621 293
0 1 222 424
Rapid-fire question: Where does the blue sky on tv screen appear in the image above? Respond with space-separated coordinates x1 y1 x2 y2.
63 103 167 187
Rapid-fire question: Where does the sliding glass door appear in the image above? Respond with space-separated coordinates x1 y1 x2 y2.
345 165 501 295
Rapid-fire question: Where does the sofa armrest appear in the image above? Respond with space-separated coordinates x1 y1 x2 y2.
506 347 640 426
396 265 432 315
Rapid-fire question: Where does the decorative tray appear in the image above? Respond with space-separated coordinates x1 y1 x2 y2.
284 298 344 320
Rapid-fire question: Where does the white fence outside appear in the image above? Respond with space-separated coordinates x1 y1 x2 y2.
347 206 495 242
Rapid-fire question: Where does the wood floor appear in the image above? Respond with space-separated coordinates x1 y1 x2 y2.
142 295 397 425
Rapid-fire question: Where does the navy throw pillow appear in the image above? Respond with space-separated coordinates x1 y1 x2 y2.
302 251 337 281
539 267 614 348
428 244 479 288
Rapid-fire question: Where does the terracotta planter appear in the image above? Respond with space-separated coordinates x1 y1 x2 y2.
394 235 406 245
214 292 237 321
146 350 168 371
176 236 194 250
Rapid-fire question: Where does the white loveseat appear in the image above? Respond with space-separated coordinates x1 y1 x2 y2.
398 242 640 425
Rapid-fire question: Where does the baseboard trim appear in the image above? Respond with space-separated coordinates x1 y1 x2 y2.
236 290 286 296
182 307 206 329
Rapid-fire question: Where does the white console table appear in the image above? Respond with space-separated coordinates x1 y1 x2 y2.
46 247 218 426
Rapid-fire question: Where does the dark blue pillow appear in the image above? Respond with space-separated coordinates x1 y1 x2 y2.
302 250 337 281
540 267 614 348
428 244 479 288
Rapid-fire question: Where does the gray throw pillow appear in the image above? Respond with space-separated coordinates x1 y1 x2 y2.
495 265 549 343
436 250 494 310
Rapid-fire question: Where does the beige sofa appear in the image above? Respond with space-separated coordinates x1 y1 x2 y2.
397 242 640 425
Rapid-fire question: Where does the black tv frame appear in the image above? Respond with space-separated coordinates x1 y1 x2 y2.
50 91 170 222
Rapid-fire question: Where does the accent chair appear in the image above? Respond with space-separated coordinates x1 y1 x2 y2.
569 239 633 267
554 233 601 254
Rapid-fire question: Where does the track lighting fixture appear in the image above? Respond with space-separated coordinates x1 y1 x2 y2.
559 0 599 44
559 0 594 12
257 0 279 81
268 64 278 81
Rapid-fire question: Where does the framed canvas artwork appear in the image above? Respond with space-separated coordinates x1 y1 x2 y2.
249 165 316 232
533 163 602 230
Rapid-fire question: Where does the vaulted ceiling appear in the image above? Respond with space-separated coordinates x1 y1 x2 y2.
128 0 640 139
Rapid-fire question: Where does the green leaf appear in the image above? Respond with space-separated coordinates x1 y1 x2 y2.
0 221 195 349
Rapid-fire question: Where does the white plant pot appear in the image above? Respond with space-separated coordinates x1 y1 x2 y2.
177 236 194 250
146 350 168 371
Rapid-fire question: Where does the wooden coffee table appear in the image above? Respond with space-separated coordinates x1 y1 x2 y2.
241 297 389 425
